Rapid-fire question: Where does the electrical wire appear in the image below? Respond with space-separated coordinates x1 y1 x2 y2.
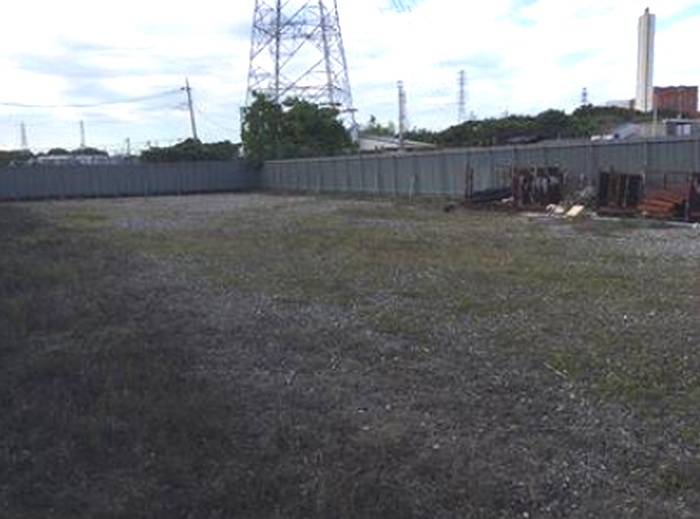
0 89 182 109
196 106 238 136
373 3 460 129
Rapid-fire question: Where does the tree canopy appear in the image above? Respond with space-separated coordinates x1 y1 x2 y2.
72 147 108 157
241 93 354 168
411 106 662 148
0 149 33 167
361 115 396 137
140 139 240 163
47 148 70 156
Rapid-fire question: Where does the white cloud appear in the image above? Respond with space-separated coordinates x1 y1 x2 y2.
0 0 699 151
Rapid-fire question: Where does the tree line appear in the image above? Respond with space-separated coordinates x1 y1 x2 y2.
0 140 240 167
425 105 661 148
0 99 673 169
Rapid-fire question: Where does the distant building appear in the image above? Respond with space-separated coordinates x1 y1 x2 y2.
358 135 436 153
661 119 700 137
629 119 700 138
635 122 666 138
653 86 699 117
636 7 656 112
29 151 115 167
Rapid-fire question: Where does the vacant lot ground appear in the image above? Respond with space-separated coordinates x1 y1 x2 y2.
1 193 699 518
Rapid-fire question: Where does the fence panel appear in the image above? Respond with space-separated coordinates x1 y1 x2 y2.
0 161 254 201
443 150 467 198
411 153 437 197
467 149 496 192
363 155 382 196
597 141 646 173
260 139 700 199
648 138 698 172
7 139 700 203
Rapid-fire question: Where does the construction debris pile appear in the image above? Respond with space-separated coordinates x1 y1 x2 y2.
598 169 700 222
464 166 700 223
638 188 686 219
465 166 587 218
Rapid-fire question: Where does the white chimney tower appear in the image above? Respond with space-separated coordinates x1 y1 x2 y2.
636 7 655 112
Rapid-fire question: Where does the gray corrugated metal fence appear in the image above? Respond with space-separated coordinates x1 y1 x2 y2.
0 160 257 201
262 137 700 198
3 138 700 202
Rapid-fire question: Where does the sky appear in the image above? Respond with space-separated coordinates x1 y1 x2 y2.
0 0 699 153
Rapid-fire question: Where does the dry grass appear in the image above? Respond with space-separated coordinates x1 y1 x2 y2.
2 193 700 518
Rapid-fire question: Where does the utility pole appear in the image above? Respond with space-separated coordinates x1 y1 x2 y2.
20 122 28 150
79 120 86 148
398 80 407 151
183 78 199 141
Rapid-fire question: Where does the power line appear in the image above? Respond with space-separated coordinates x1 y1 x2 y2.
375 4 460 129
0 89 182 109
195 107 238 137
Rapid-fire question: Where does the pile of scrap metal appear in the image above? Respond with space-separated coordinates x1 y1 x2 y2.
464 166 565 210
689 175 700 221
597 170 644 216
463 166 511 207
467 186 512 204
511 167 564 209
597 169 700 222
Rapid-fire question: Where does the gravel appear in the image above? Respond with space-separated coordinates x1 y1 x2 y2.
4 193 700 518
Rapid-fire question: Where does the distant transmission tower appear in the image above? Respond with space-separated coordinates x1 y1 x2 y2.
458 70 467 124
581 87 589 106
246 0 356 128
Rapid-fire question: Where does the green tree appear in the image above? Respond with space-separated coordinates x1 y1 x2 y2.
47 148 70 156
241 93 353 168
405 127 437 144
362 115 396 137
280 97 353 158
534 109 571 140
434 106 659 148
241 93 284 169
72 147 108 156
140 139 240 163
0 149 33 167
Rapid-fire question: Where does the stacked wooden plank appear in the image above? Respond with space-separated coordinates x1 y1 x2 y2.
638 188 686 219
689 175 700 222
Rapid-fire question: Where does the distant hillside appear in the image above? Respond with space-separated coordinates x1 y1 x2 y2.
408 106 674 149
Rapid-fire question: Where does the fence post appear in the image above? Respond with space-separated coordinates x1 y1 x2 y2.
643 140 651 174
441 152 449 198
375 156 380 196
345 157 351 194
393 155 399 197
590 142 598 187
358 155 364 195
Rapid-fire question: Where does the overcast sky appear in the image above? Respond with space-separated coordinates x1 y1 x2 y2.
0 0 699 153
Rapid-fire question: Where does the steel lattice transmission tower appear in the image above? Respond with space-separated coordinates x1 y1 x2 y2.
246 0 356 129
